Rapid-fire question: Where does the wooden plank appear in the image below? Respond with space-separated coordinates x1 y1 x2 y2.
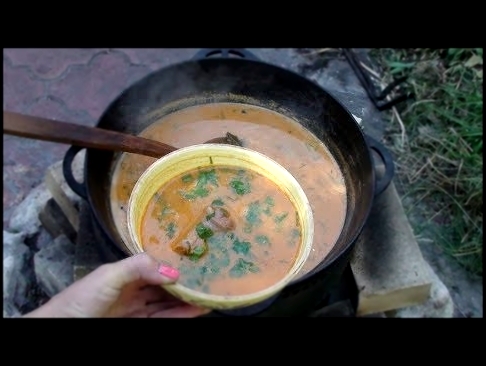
351 182 432 316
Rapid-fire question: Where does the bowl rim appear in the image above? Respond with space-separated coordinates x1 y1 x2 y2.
127 143 314 308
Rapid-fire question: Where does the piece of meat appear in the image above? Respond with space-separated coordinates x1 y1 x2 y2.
170 205 234 258
171 229 205 256
206 206 235 231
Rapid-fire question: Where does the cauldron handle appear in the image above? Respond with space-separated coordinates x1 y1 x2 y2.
62 146 88 200
192 48 260 61
365 135 395 196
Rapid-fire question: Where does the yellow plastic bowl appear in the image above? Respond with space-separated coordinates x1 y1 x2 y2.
127 144 314 310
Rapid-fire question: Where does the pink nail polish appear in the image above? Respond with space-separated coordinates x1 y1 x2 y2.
158 264 180 280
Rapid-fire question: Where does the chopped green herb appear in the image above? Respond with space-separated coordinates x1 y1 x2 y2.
181 186 209 200
180 169 218 201
212 198 225 206
154 201 175 223
153 192 163 203
180 169 218 200
230 179 251 195
181 174 194 183
274 212 289 223
255 235 270 246
206 234 232 269
165 222 177 239
161 206 171 216
206 211 216 221
291 228 301 238
232 238 251 256
229 258 260 278
209 156 213 164
189 244 207 261
207 232 233 251
265 196 275 207
207 252 230 270
288 228 301 247
262 196 275 216
203 259 219 274
197 169 218 187
243 224 252 234
196 224 214 240
246 201 262 227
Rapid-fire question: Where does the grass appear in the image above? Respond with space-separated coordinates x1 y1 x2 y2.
369 48 483 276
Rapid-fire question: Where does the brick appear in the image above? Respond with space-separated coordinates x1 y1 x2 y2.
7 182 52 238
3 58 45 111
44 151 85 231
351 182 432 316
115 48 198 70
4 48 106 80
38 198 77 243
26 96 94 126
48 51 151 120
391 260 454 318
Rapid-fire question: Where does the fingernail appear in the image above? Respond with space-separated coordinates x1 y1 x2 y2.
158 264 180 280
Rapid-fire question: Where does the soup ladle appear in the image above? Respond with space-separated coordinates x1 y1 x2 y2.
3 111 243 159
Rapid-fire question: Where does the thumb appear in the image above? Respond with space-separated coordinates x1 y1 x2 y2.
104 252 180 290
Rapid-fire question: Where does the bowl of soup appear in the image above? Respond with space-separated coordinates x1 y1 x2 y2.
127 143 314 310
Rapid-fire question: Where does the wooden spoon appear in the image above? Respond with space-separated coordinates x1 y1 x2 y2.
3 111 243 158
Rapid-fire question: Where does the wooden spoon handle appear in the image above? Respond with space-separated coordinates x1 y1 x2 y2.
3 111 178 158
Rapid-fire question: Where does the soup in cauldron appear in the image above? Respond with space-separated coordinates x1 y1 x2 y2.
110 102 347 278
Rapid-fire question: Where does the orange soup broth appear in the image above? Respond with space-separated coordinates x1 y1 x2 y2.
140 166 302 296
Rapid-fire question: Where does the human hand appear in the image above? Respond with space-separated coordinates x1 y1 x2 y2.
24 252 210 318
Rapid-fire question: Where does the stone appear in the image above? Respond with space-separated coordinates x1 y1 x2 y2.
44 151 85 232
351 182 433 316
3 302 21 318
3 231 35 311
393 260 454 318
8 182 52 238
33 227 55 252
34 235 75 298
39 198 77 243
